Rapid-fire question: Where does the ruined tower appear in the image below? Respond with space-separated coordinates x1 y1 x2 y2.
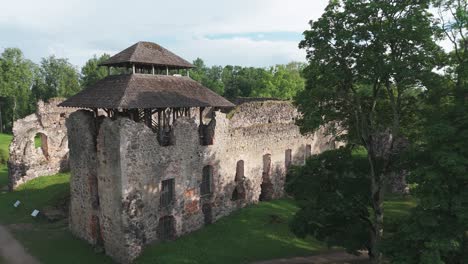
61 42 335 263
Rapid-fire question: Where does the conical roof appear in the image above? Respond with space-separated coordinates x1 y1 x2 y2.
99 41 194 69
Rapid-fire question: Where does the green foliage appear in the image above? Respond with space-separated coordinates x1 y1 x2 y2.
32 56 81 102
383 1 468 262
80 54 111 87
286 148 371 254
0 48 36 131
190 58 305 99
294 1 439 261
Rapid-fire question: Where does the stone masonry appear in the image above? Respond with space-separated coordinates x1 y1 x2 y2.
67 100 336 263
8 98 75 190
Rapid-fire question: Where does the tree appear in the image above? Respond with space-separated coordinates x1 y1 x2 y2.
286 147 372 254
81 54 111 88
292 1 439 262
0 48 36 131
255 62 305 99
189 58 225 95
383 1 468 263
32 56 81 102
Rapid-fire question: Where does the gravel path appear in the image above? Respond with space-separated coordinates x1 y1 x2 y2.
0 225 40 264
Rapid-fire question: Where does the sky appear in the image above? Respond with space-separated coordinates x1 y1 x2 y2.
0 0 330 68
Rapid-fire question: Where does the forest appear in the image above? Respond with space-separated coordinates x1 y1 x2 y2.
0 51 305 132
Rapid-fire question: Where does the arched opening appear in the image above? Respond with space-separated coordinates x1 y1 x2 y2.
232 160 246 201
235 160 244 182
259 154 273 201
157 215 176 241
34 132 49 159
285 149 292 171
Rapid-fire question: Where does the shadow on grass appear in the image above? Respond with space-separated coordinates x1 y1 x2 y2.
136 200 326 264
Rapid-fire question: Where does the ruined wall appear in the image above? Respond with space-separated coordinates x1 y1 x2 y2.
67 101 336 263
8 98 75 190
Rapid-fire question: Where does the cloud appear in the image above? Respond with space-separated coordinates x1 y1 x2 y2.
0 0 329 67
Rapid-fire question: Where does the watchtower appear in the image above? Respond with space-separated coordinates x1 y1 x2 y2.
60 41 234 145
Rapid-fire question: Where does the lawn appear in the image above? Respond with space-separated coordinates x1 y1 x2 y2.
0 133 417 264
0 133 12 189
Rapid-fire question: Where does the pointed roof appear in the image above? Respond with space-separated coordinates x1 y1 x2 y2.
59 74 234 109
99 41 194 69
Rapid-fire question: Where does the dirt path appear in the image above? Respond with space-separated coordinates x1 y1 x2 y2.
252 250 368 264
0 225 40 264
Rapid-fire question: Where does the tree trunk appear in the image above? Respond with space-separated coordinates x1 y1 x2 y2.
367 149 384 264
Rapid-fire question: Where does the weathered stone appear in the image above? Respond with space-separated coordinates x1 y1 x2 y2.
67 100 337 263
8 98 75 190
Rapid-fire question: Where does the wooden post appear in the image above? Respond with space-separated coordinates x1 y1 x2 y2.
199 107 205 125
158 109 161 128
187 69 190 77
166 66 169 75
132 64 136 74
152 65 155 75
107 67 111 76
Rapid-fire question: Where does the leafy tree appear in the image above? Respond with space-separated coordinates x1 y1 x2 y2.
292 0 439 262
383 1 468 263
0 48 36 131
286 147 371 254
190 58 305 99
190 58 225 95
255 62 305 99
80 54 111 88
32 56 81 102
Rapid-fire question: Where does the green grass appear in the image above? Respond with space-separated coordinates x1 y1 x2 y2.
0 133 13 189
0 133 12 158
136 200 325 264
34 135 42 149
0 133 416 264
0 172 417 264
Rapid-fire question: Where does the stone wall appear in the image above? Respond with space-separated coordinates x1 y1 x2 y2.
67 101 336 263
8 98 75 190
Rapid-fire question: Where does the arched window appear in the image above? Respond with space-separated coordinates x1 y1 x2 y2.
259 154 273 201
34 133 49 159
235 160 244 182
201 165 213 196
160 179 175 207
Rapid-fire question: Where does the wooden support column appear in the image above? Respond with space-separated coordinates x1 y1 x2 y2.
166 66 169 75
199 107 205 125
132 64 136 74
152 65 155 75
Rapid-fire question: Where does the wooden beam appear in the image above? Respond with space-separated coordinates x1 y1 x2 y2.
199 107 205 125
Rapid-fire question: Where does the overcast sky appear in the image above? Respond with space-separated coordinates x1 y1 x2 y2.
0 0 330 68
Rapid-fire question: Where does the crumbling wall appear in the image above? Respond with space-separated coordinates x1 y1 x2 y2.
68 100 337 263
8 98 75 190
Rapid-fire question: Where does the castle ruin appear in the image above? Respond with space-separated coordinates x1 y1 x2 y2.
8 98 74 190
61 42 336 263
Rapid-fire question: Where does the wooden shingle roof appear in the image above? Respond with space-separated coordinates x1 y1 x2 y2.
99 41 194 69
59 74 235 109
